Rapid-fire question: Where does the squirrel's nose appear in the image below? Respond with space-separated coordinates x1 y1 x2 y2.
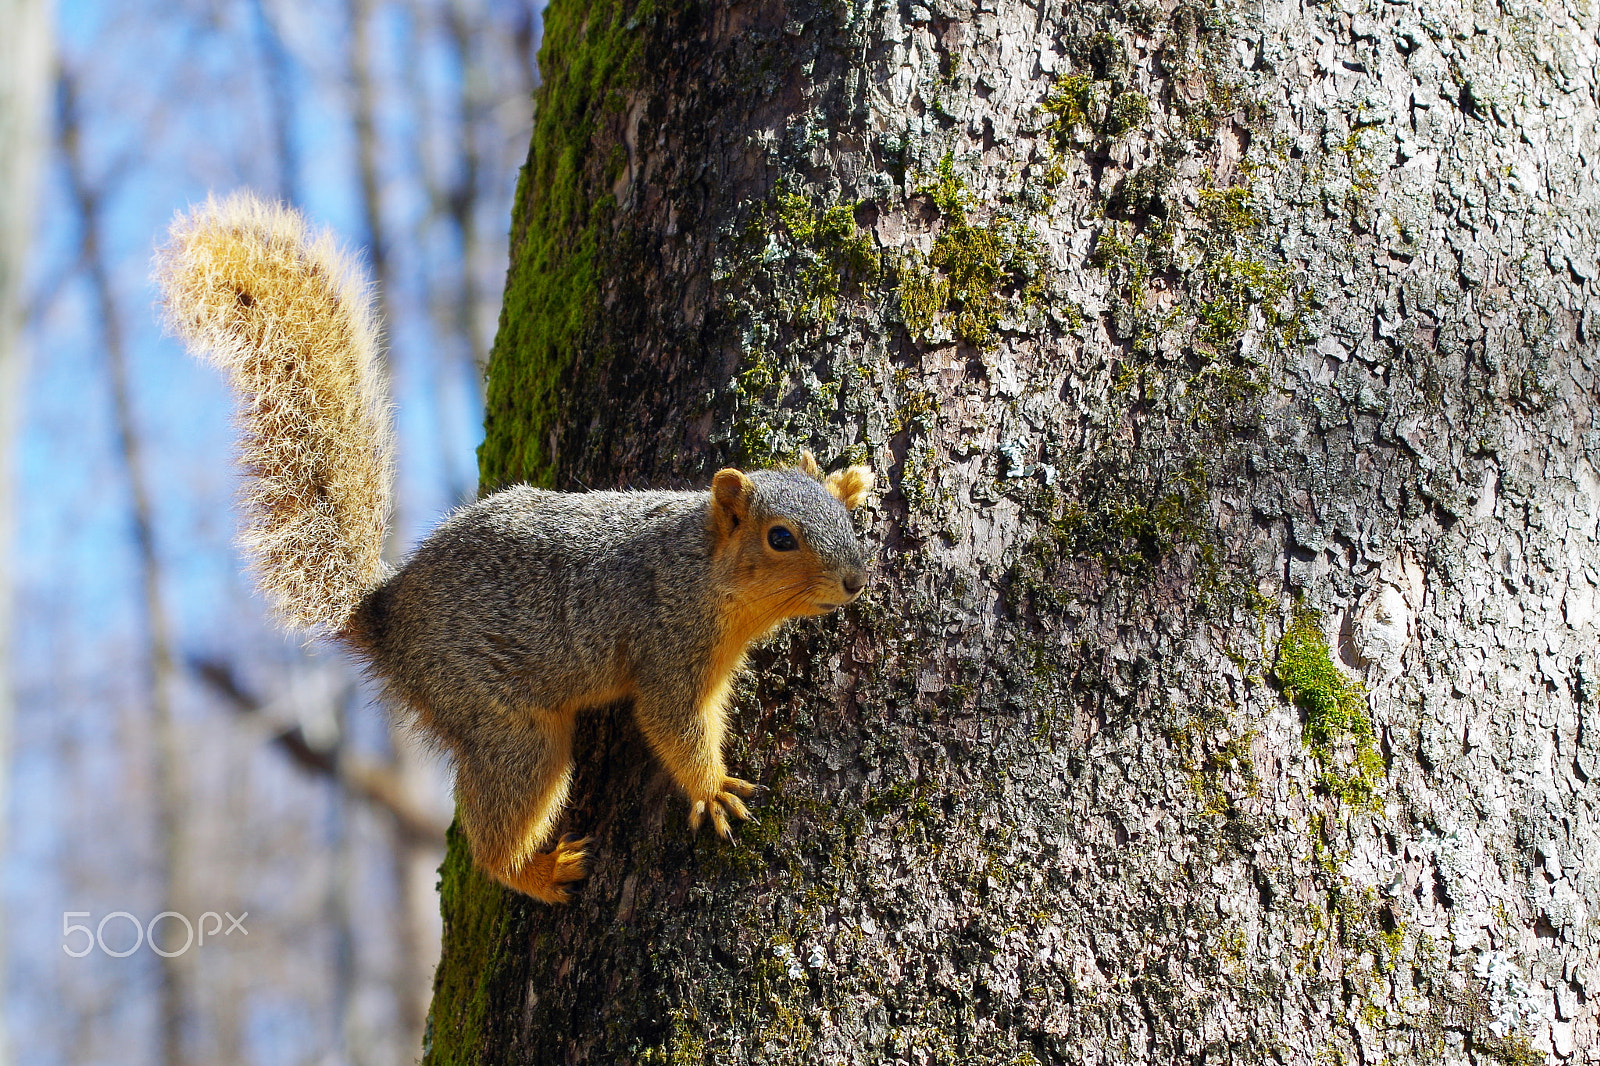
841 572 866 597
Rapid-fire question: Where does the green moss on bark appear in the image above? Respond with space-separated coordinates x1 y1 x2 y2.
476 0 660 488
897 155 1044 347
1273 606 1383 808
768 186 880 322
429 0 661 1060
423 824 529 1064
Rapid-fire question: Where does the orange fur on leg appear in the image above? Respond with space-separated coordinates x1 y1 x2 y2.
496 837 591 904
454 707 589 904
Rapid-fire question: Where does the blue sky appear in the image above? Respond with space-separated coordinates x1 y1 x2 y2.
10 1 542 1061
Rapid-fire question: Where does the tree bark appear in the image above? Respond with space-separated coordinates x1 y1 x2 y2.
426 0 1600 1062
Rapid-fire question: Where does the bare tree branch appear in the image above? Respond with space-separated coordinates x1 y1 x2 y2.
248 0 301 206
57 58 189 1066
192 658 448 847
346 0 389 331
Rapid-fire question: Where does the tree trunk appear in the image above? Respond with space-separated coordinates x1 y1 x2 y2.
425 0 1600 1062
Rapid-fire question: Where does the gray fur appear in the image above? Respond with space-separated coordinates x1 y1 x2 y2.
345 468 869 886
747 470 866 577
351 473 865 762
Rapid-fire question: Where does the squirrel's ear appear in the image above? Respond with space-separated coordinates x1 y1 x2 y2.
824 466 874 510
711 469 752 534
797 449 823 481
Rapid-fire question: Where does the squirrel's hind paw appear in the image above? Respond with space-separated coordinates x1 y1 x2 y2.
503 836 591 904
688 778 758 842
722 776 759 798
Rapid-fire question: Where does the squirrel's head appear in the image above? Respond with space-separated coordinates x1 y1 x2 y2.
709 451 874 621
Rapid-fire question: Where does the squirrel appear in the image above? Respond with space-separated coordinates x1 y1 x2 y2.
154 191 874 903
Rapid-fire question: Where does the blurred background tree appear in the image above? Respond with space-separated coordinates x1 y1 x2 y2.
0 0 52 1059
6 1 545 1063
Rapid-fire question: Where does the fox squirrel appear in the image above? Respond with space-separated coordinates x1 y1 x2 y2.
155 192 874 903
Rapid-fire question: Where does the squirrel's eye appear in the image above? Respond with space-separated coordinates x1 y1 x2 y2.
767 526 798 552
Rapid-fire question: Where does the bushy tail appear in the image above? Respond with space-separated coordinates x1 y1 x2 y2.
155 191 393 636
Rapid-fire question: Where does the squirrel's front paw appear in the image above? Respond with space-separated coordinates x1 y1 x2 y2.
687 777 758 842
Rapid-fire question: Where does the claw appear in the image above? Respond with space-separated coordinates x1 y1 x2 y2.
504 835 589 904
687 777 764 840
721 792 752 821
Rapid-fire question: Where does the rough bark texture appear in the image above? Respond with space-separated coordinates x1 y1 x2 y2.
425 0 1600 1062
